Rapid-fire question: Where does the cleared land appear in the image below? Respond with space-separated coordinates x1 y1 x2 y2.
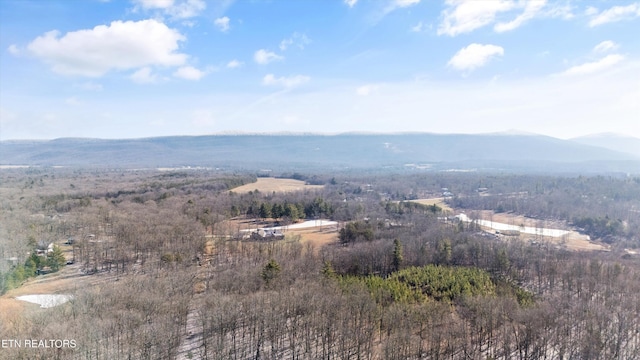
0 264 81 325
230 177 324 194
468 210 607 252
408 198 453 212
229 218 339 247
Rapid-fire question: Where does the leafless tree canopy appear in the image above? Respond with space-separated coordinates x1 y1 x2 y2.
1 168 640 359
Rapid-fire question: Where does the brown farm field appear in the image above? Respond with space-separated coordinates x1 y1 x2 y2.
230 177 324 193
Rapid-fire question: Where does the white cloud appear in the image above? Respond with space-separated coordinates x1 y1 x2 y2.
173 66 206 80
589 3 640 27
544 3 574 20
168 0 205 19
254 49 284 64
369 0 421 25
585 6 598 16
561 54 625 76
133 0 205 19
438 0 514 36
262 74 310 88
134 0 174 9
439 0 569 36
344 0 357 8
395 0 420 7
27 19 187 77
593 40 619 53
447 43 504 72
8 44 20 55
214 16 230 32
494 0 546 32
226 60 243 68
279 32 311 51
411 22 424 32
130 67 159 84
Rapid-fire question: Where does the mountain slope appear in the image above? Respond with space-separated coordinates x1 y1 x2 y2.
2 133 639 172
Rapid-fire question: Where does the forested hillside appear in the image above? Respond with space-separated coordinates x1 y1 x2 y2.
2 133 639 173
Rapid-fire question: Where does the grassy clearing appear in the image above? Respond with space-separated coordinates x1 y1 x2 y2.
230 177 324 194
292 228 338 249
408 198 453 212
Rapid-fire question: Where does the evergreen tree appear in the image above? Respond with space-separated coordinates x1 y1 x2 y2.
47 245 66 272
392 239 404 272
261 259 281 286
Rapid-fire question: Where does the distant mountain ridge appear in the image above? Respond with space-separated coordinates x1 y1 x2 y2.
570 133 640 158
2 133 639 173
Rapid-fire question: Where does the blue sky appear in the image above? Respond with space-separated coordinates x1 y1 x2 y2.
1 0 639 140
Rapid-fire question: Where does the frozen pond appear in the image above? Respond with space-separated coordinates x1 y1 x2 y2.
456 214 571 238
16 294 73 308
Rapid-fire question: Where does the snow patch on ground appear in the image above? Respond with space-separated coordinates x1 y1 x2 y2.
456 213 571 237
241 219 337 233
16 294 73 308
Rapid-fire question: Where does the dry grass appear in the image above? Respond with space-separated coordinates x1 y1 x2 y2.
409 198 453 213
0 261 120 321
292 228 338 249
0 265 81 321
0 297 27 326
230 177 324 194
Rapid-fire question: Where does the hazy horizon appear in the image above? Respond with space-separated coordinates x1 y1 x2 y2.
2 130 640 142
1 0 639 141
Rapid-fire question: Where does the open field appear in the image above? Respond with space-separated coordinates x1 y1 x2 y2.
230 177 324 194
0 264 82 325
409 197 453 212
466 210 607 252
229 218 339 247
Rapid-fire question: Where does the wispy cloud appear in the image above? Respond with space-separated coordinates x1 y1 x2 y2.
173 65 207 80
134 0 174 10
411 22 424 32
130 67 159 84
254 49 284 64
279 32 311 51
7 44 20 55
133 0 206 19
588 3 640 27
226 60 243 68
369 0 422 25
439 0 570 36
214 16 230 32
438 0 514 36
593 40 619 53
561 54 625 76
262 74 310 88
494 0 546 33
447 43 504 72
344 0 357 8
